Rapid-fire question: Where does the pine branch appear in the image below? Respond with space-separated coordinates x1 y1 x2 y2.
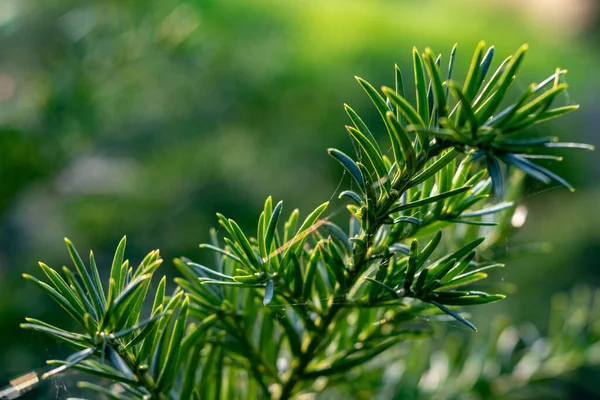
16 42 594 400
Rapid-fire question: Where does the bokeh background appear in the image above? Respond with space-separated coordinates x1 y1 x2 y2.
0 0 599 398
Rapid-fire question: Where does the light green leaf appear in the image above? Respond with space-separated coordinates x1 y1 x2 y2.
413 47 429 129
382 86 426 128
389 186 471 214
65 239 103 319
477 44 528 123
285 202 329 259
344 104 383 156
110 236 127 296
409 148 459 186
345 126 390 189
423 48 447 119
385 112 416 175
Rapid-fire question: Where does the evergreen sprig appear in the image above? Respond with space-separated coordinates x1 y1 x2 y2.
21 238 188 399
17 42 593 400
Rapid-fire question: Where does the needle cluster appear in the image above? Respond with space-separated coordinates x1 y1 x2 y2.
21 42 592 400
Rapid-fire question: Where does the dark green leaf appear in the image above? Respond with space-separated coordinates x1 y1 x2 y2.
107 346 135 381
199 342 223 400
303 245 322 300
501 153 569 188
322 240 347 290
434 294 505 306
429 301 477 331
303 337 404 378
263 279 274 306
180 344 202 400
339 190 363 205
448 81 478 134
265 200 284 258
42 347 94 380
404 239 419 291
461 201 513 217
446 43 458 101
478 45 495 87
473 55 512 109
413 268 429 294
393 216 422 226
486 155 504 199
366 277 399 300
328 148 366 190
463 41 486 101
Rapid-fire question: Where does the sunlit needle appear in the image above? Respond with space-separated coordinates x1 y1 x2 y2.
0 371 39 399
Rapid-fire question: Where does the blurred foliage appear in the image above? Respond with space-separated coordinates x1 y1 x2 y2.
0 0 599 398
319 286 600 400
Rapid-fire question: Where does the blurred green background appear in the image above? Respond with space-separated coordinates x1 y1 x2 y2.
1 0 599 397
